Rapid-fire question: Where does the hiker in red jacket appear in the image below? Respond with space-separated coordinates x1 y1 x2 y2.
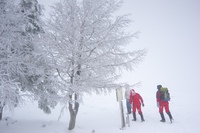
156 85 173 122
129 89 145 122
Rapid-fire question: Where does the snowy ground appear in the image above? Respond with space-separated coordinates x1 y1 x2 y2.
1 89 199 133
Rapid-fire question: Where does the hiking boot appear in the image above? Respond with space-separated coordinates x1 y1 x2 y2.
132 113 136 121
160 119 166 122
170 118 174 123
140 113 145 122
160 112 165 122
167 112 173 120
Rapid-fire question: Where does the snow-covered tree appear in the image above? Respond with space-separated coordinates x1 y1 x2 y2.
20 0 43 34
42 0 146 130
0 0 23 120
18 0 58 114
0 0 47 120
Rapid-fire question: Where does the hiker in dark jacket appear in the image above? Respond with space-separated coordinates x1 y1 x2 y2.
156 85 173 122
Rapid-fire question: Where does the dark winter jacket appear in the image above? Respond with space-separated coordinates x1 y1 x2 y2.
156 90 168 103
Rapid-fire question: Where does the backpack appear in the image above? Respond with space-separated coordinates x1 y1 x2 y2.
160 87 170 101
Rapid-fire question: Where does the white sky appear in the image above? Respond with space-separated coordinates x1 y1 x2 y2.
38 0 200 94
119 0 200 94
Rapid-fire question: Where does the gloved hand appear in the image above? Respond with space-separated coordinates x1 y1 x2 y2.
142 103 145 107
157 102 159 108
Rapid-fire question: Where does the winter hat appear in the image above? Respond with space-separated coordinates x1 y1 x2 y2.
157 85 162 90
131 89 136 95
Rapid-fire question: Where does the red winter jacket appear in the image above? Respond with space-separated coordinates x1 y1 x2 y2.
130 92 143 106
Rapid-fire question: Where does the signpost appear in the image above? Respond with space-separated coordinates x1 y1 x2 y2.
116 87 125 129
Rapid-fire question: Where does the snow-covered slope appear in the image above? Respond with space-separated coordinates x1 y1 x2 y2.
1 89 199 133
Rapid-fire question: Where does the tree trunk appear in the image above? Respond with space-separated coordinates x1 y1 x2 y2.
68 93 80 130
0 105 3 120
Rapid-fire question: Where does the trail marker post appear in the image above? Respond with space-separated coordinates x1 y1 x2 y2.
116 87 125 129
